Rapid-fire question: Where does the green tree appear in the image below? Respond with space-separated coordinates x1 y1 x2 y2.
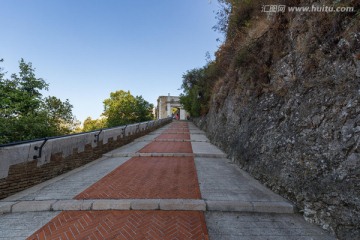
180 61 219 117
0 59 76 144
134 95 154 122
82 117 106 132
42 96 77 135
102 90 153 127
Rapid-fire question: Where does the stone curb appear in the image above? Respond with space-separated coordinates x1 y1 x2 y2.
103 153 227 158
52 200 94 211
0 202 16 214
194 153 227 158
159 132 192 134
103 153 194 158
160 199 206 211
131 199 160 210
134 139 210 143
0 199 206 213
205 200 294 214
12 200 57 212
0 199 293 214
92 200 131 210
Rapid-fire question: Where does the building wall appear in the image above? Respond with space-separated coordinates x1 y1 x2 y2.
157 95 188 120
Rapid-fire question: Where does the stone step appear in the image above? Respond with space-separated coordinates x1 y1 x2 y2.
134 139 210 142
103 152 227 158
1 199 294 214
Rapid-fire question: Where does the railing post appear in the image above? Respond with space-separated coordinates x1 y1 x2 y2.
33 138 48 160
94 129 103 143
122 125 127 138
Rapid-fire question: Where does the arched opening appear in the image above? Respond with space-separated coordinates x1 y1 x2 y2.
172 107 180 120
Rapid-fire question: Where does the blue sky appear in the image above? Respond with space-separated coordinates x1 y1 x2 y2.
1 0 222 123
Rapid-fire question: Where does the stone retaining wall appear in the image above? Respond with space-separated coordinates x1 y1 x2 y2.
0 118 172 199
190 3 359 238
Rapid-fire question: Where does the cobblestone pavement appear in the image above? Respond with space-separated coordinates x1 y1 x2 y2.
0 121 335 239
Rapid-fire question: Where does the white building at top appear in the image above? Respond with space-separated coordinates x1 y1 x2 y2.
156 94 189 120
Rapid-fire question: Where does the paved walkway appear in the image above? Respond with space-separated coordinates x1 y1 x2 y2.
0 121 334 239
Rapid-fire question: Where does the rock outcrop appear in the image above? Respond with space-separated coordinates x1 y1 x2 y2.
194 2 360 238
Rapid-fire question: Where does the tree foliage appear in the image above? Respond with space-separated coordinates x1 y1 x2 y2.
102 90 153 128
180 61 220 117
180 0 263 117
82 117 106 132
0 59 77 144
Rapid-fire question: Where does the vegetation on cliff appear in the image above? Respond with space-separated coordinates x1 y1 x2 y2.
181 0 359 116
182 0 360 238
181 0 271 116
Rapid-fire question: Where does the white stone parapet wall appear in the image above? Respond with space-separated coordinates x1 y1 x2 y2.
0 118 172 179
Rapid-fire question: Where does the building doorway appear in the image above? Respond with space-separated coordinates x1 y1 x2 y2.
172 107 180 120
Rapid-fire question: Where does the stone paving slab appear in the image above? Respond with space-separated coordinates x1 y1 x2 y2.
192 142 227 156
188 125 206 135
104 140 151 155
195 157 289 203
190 133 210 142
133 133 162 141
205 212 335 240
3 156 131 201
0 212 59 240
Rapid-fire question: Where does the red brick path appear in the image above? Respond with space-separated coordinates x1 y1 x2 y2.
28 211 208 240
156 133 190 140
163 128 189 134
27 122 208 240
139 141 192 153
75 156 201 199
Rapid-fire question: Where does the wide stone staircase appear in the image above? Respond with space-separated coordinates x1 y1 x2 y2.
0 121 334 239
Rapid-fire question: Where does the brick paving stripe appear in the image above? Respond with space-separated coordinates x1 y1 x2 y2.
139 141 193 153
27 210 209 240
163 128 190 133
75 156 201 199
164 123 189 133
168 122 189 128
156 133 191 140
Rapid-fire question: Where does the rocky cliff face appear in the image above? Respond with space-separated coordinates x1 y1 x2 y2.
195 2 359 239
